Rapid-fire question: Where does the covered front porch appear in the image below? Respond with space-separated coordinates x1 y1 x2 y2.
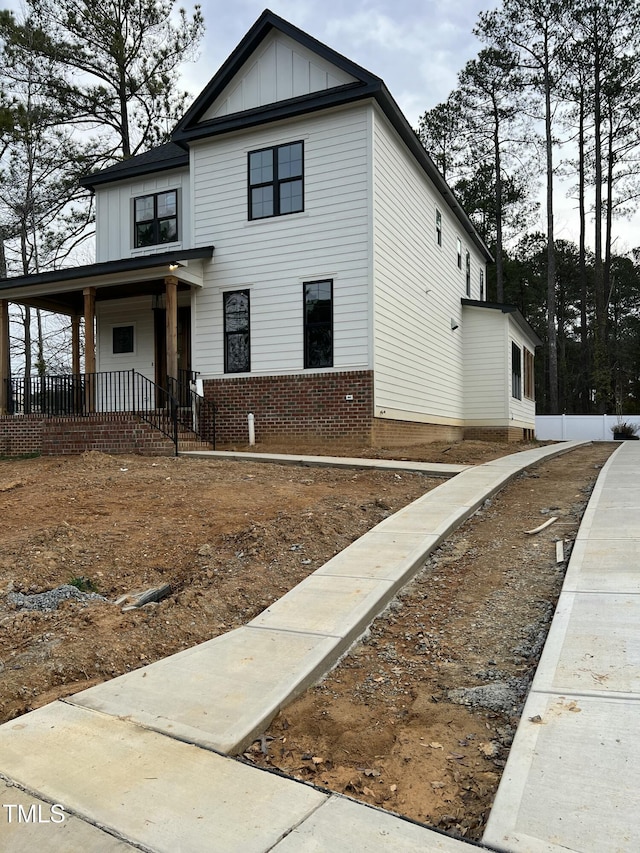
0 247 215 454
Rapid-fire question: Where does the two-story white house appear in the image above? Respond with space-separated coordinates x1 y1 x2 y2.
0 9 540 455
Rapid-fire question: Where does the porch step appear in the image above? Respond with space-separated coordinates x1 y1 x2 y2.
177 435 214 452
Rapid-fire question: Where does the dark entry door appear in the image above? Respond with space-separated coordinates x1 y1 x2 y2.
154 306 192 387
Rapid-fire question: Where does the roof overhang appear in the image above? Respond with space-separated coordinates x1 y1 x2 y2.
461 298 543 348
0 247 214 316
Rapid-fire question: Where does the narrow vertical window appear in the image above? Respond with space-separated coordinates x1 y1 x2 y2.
224 290 250 373
524 348 535 400
457 237 462 269
465 250 471 296
435 208 442 247
512 342 522 400
480 269 485 301
304 280 333 368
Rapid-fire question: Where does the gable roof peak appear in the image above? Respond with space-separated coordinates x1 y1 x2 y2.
171 8 381 143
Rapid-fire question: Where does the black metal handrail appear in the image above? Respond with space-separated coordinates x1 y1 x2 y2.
5 370 180 453
165 372 216 449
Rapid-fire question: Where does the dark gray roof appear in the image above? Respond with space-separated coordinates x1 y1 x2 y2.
78 10 492 262
80 143 189 190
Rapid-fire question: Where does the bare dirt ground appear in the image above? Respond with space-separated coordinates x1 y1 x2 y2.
0 439 614 841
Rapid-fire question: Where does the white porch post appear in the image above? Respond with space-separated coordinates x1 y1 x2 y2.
0 299 9 415
165 275 178 383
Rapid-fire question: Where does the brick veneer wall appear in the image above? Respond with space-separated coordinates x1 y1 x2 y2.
463 425 532 442
203 371 374 444
0 414 175 457
371 418 464 447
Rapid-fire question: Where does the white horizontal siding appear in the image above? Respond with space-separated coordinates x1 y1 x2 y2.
462 307 507 421
95 170 190 263
96 296 155 382
508 319 536 426
190 107 371 377
371 107 487 423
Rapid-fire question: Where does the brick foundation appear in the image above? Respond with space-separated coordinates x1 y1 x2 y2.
463 425 532 442
0 413 175 457
203 371 374 445
371 418 464 447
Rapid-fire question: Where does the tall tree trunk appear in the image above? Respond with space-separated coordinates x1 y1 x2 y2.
592 14 608 412
544 46 558 412
578 91 590 411
493 101 504 302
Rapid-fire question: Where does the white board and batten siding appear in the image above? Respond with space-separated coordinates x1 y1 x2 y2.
190 106 371 378
94 169 191 263
371 105 486 425
202 31 358 121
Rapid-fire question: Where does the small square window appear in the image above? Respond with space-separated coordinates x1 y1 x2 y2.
113 325 134 354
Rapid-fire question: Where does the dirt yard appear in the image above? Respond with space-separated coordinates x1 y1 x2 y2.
0 439 614 840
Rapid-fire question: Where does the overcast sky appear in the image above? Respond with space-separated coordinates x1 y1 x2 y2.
185 1 495 126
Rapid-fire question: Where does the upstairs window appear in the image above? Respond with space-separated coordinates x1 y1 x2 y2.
224 290 250 373
465 250 471 296
512 342 522 400
457 237 462 269
134 190 178 248
435 208 442 247
480 269 485 301
304 280 333 369
249 141 304 220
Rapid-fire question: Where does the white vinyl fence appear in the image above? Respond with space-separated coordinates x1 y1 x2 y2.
535 414 640 441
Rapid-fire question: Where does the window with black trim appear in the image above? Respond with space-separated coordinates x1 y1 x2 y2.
524 348 535 400
480 269 485 301
249 142 304 220
465 250 471 296
457 237 462 269
435 208 442 247
512 342 522 400
134 190 178 248
113 325 134 354
224 290 250 373
304 280 333 369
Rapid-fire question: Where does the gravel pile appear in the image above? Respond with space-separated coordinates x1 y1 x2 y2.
8 585 107 612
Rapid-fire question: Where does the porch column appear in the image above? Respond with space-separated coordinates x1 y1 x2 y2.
83 287 96 413
71 314 81 375
83 288 96 374
0 299 9 415
165 275 178 383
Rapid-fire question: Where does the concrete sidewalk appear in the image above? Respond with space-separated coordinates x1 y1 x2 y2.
179 448 470 477
484 440 640 853
0 441 586 852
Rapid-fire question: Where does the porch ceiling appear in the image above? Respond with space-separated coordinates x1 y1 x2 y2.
0 246 214 316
